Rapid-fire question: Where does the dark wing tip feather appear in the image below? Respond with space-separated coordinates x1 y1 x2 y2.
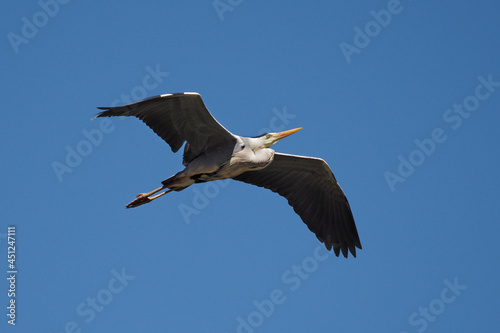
94 108 113 118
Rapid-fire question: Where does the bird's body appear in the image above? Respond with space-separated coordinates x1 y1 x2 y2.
95 92 361 258
166 135 275 188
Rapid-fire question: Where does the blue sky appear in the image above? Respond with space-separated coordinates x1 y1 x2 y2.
1 1 499 332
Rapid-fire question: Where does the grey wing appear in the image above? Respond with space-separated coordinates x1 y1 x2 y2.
233 153 362 258
95 93 236 164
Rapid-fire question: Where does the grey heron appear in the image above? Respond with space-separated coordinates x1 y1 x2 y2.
95 92 361 258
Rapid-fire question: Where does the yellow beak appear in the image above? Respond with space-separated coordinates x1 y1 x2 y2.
273 127 302 140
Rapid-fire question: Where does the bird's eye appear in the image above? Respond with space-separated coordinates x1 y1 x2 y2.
266 134 271 139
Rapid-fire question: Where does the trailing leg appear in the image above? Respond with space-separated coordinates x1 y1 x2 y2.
125 186 173 208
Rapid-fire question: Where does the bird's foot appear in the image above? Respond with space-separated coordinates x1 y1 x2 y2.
125 193 152 208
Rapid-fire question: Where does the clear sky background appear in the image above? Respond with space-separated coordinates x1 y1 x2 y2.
1 1 499 332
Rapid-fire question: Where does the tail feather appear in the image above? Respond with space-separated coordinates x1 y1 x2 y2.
161 174 177 187
161 172 193 191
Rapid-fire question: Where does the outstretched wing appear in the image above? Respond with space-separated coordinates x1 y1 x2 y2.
233 153 361 258
95 93 236 164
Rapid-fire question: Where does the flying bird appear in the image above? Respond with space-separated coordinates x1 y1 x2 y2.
95 93 361 257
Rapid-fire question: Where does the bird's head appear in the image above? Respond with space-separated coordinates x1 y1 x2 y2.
259 127 302 148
